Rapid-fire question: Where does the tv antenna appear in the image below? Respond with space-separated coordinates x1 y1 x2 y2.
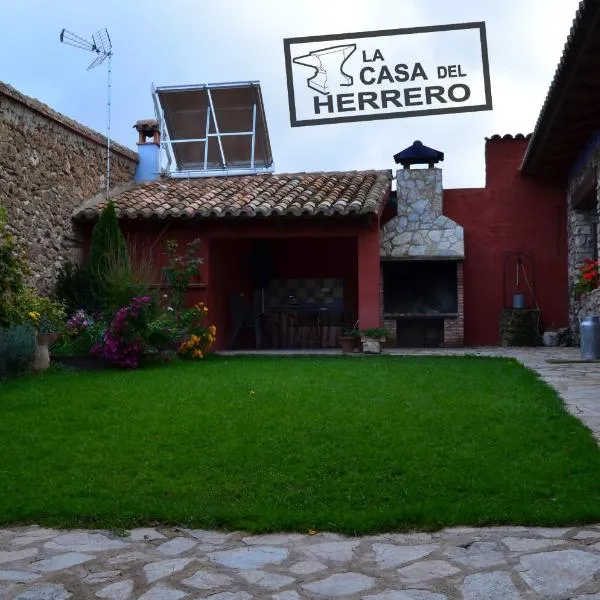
60 27 113 200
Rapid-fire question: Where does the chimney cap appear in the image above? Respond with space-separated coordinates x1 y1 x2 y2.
134 119 159 133
393 140 444 168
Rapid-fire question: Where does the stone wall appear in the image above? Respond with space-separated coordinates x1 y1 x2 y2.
566 147 600 334
0 82 138 293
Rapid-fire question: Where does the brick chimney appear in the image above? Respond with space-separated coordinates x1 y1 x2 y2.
134 119 160 183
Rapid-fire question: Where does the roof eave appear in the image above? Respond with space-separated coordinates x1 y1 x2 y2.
521 0 600 178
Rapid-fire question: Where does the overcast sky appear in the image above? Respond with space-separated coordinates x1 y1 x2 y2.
0 0 582 188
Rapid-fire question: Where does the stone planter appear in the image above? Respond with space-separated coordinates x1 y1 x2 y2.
32 333 61 372
361 336 386 354
339 336 360 354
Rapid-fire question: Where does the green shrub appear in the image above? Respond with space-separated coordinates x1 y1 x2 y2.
0 207 30 327
85 202 130 312
0 323 36 378
99 248 153 315
88 202 129 282
54 262 98 314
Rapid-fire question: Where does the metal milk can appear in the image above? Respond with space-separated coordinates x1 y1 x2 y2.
580 315 600 360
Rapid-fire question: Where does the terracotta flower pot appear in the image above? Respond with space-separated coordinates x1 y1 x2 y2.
339 336 359 354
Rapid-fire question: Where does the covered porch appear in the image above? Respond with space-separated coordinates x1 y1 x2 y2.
207 219 382 351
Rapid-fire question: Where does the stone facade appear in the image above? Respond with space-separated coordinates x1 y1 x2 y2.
380 168 464 259
566 146 600 335
0 82 138 293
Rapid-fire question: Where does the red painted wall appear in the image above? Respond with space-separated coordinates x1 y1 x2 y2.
444 138 568 345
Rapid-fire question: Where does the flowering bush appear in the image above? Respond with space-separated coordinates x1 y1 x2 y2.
91 295 156 369
574 258 600 298
50 310 107 357
162 239 203 311
19 293 66 333
66 309 94 335
177 302 216 360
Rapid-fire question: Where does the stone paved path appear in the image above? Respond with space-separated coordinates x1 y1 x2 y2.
2 348 599 599
5 524 600 599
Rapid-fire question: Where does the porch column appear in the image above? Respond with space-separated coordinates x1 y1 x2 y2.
357 223 381 329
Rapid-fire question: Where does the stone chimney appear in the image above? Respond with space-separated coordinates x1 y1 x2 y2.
134 119 160 183
380 141 464 258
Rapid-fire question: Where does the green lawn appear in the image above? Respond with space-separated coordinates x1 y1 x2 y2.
1 355 600 534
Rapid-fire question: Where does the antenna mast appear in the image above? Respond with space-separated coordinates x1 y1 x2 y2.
60 28 113 200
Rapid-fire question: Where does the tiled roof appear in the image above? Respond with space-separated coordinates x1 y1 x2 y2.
486 133 532 141
74 171 393 220
0 81 138 162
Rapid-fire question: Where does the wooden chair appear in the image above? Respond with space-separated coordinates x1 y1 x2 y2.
227 293 262 350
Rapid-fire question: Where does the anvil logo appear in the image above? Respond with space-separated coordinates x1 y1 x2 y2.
292 44 357 95
283 23 493 128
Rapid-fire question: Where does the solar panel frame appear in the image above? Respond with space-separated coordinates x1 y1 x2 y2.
154 82 273 174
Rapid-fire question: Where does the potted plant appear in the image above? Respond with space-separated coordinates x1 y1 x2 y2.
574 258 600 298
360 327 388 354
339 328 361 353
24 297 66 372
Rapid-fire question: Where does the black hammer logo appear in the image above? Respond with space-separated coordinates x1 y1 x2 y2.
292 44 357 95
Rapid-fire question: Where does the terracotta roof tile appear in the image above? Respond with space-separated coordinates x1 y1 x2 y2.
74 170 392 220
486 133 532 141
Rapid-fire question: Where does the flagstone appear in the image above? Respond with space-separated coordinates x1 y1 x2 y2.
209 546 288 570
45 533 128 553
0 570 41 582
518 549 600 598
156 537 197 556
302 572 375 597
397 560 460 583
182 569 233 590
137 584 187 600
239 569 295 589
96 579 134 600
13 583 72 600
0 548 38 565
143 558 193 583
30 552 94 572
373 543 438 569
461 572 522 600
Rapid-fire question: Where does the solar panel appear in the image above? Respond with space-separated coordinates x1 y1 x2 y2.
153 82 273 175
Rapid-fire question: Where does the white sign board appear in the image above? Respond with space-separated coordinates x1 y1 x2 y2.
283 22 492 127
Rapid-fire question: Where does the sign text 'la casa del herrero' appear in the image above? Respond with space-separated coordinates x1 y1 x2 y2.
283 22 493 127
